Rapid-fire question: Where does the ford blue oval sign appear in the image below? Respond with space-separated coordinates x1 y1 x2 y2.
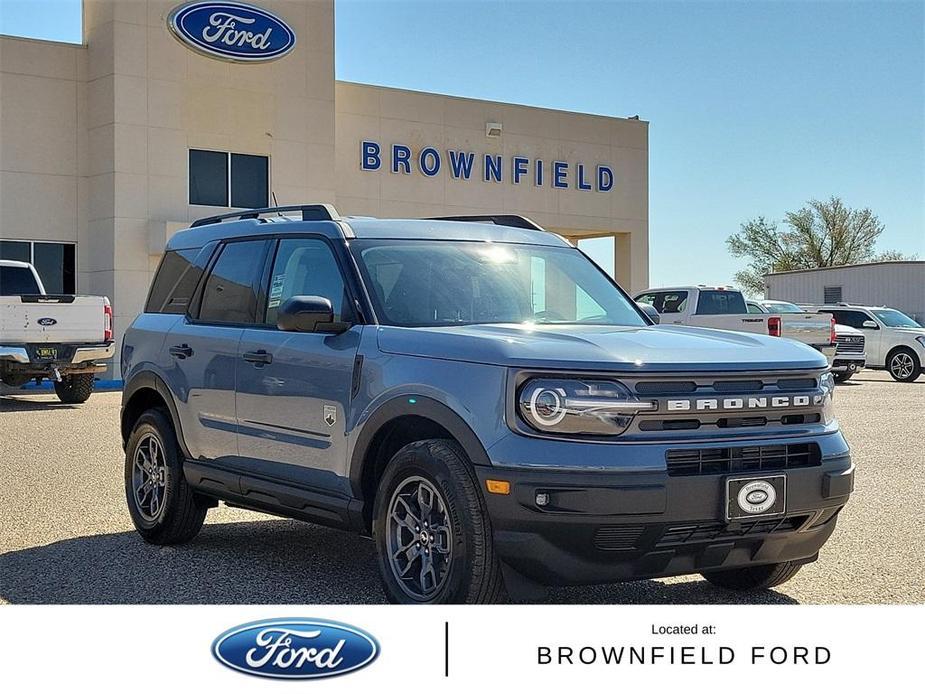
211 619 379 679
168 2 296 63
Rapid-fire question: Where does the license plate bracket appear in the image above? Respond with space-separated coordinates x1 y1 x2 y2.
725 474 786 521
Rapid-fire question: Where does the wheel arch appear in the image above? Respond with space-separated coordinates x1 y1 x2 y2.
349 396 492 530
885 344 920 371
121 372 190 458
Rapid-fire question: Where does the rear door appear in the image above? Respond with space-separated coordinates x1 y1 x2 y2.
166 238 270 463
235 236 361 493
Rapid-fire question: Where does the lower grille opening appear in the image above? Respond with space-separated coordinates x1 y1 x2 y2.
666 443 822 476
593 525 646 551
657 515 809 547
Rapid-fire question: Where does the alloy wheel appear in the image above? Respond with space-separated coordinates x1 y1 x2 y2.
890 353 915 379
132 432 168 522
386 476 454 600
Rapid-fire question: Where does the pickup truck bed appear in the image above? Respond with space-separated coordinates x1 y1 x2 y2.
635 286 836 358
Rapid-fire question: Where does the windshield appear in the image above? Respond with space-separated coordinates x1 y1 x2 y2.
872 309 922 328
351 240 647 328
0 265 41 295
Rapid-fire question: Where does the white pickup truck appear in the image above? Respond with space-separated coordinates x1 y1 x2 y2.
635 285 836 359
1 260 114 403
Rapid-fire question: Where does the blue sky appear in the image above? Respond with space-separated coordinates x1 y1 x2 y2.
2 0 923 288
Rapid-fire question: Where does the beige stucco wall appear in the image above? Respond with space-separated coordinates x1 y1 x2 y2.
0 36 87 250
1 0 649 378
334 81 649 292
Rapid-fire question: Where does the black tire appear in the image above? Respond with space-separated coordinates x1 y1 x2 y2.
833 372 851 383
886 347 921 382
372 439 506 604
53 373 94 403
124 408 208 544
701 561 802 591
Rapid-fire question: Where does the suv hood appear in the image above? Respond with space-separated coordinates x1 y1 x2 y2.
377 323 829 372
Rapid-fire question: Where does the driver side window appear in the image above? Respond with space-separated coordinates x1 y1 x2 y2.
264 238 352 327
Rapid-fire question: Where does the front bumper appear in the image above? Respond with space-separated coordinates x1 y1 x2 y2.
475 451 853 586
832 355 866 374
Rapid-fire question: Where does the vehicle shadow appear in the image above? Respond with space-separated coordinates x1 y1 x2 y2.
0 395 77 412
1 520 798 605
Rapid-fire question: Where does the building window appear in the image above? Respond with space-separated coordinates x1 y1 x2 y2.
189 149 269 208
0 240 76 294
823 286 843 304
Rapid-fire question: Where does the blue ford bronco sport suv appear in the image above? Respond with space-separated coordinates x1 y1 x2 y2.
121 204 854 603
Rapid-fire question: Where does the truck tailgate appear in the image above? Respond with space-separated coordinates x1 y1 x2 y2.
780 312 832 346
0 295 107 344
680 315 770 334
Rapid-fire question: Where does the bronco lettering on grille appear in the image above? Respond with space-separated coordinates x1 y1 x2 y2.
666 394 817 411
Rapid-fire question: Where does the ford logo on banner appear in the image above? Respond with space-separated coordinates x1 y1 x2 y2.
168 2 296 62
212 619 380 679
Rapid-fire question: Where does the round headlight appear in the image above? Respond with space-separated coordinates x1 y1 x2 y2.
529 386 568 426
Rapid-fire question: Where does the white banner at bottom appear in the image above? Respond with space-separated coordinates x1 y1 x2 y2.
1 605 918 690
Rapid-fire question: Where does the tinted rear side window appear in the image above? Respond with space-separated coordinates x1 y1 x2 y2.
828 310 869 329
197 240 268 324
636 291 688 314
146 249 207 314
696 290 747 314
0 265 41 295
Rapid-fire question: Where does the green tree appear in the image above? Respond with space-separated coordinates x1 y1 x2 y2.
727 197 914 295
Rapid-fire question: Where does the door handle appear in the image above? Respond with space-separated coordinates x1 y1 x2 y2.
243 349 273 365
169 344 193 359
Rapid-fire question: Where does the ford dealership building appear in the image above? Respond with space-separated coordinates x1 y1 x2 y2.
0 0 649 376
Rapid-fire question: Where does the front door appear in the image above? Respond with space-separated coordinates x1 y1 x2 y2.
235 237 361 494
832 309 883 365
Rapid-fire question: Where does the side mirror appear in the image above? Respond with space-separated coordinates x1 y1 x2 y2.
861 320 879 330
277 295 347 333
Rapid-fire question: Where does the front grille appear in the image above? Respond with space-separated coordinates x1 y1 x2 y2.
835 335 865 354
593 525 646 551
665 443 821 477
634 376 817 396
656 515 808 547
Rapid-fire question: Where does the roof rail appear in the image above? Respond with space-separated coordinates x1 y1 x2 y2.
191 204 340 228
426 214 545 232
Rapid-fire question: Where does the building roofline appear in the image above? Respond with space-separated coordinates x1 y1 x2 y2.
764 260 925 277
334 79 648 125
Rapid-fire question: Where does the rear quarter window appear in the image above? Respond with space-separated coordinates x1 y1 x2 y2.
0 265 41 295
146 249 206 314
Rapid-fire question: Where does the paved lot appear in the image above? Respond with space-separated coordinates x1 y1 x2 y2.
1 371 922 605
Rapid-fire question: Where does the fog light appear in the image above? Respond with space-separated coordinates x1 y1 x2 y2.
485 479 510 495
535 492 550 507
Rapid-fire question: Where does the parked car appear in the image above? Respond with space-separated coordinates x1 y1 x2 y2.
635 286 836 360
809 304 925 382
0 259 113 402
120 206 853 604
746 300 866 383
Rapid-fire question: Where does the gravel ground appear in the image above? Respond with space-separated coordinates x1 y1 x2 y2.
1 370 922 605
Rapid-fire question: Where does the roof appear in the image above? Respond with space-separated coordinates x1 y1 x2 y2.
344 218 569 246
765 260 925 277
167 215 570 251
